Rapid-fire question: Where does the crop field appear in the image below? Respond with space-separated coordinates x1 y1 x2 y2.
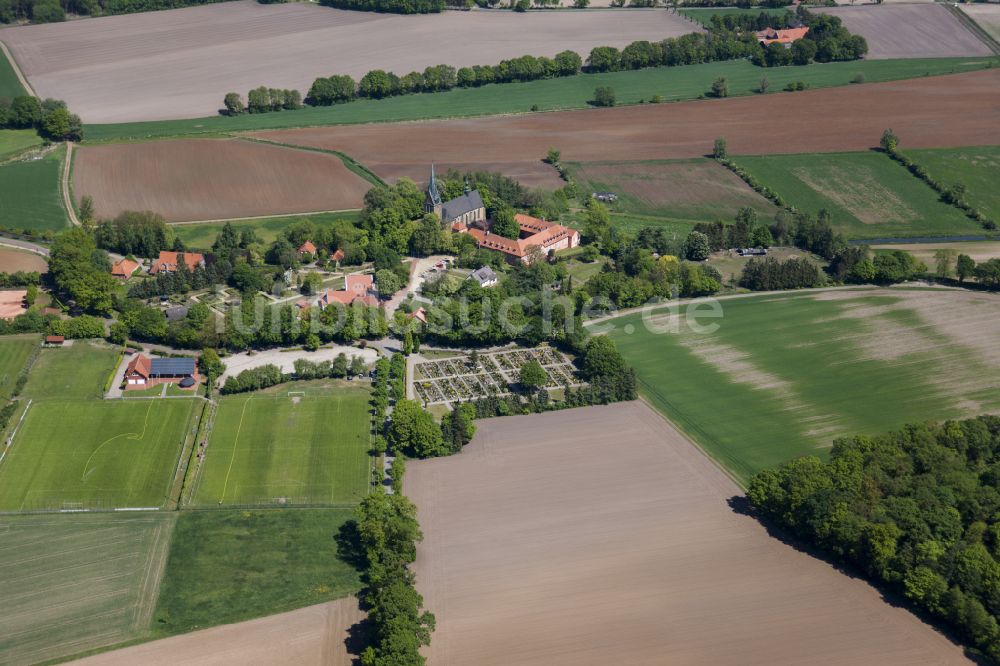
0 399 196 510
82 57 997 144
73 139 372 222
606 287 1000 483
964 4 1000 43
21 340 119 400
0 129 42 160
0 334 35 401
904 145 1000 222
407 403 970 665
0 512 175 666
191 385 370 506
0 44 27 98
0 248 46 275
0 145 68 231
0 1 695 123
568 158 777 222
152 508 361 636
171 210 362 250
733 151 981 240
252 68 1000 189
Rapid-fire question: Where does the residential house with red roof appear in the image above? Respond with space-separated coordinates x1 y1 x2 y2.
149 251 205 275
756 26 809 46
298 241 317 257
111 258 141 280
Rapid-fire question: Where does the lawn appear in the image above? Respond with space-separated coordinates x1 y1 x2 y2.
0 129 42 160
567 157 777 222
21 341 119 400
82 57 998 143
0 144 68 231
171 210 361 250
191 384 371 507
0 399 197 510
905 145 1000 223
0 512 175 666
152 508 362 636
0 334 36 400
735 151 983 240
0 46 27 99
606 288 1000 484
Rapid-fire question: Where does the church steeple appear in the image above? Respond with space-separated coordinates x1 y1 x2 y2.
427 163 442 207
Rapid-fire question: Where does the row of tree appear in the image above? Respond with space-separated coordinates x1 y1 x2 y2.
0 96 82 141
0 0 229 24
222 87 302 116
748 416 1000 662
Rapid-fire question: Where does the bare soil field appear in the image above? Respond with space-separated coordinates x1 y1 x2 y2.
255 68 1000 185
407 402 971 665
0 247 46 273
570 158 778 221
815 5 994 59
963 4 1000 42
0 2 696 123
70 597 364 666
72 139 371 222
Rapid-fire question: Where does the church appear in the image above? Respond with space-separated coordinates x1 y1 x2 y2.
425 165 580 265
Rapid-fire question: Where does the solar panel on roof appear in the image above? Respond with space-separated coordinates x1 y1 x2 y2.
150 357 196 375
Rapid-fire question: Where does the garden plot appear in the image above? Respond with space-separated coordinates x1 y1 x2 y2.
412 347 581 406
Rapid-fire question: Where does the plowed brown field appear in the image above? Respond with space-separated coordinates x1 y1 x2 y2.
72 139 371 222
255 69 1000 185
407 402 971 665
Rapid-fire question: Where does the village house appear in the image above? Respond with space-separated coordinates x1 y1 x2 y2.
468 266 498 288
297 241 317 258
123 353 199 390
149 251 205 275
298 273 379 311
329 248 345 265
756 26 809 46
110 258 141 280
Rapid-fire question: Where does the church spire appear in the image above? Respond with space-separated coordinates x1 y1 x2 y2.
427 163 441 206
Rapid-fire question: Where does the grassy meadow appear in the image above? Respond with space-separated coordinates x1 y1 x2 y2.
0 399 196 510
171 210 361 250
192 384 371 507
735 151 982 240
0 144 68 231
607 288 1000 484
83 58 997 143
0 334 36 400
21 341 119 400
0 46 27 99
905 145 1000 223
152 508 361 636
0 512 175 665
0 129 43 160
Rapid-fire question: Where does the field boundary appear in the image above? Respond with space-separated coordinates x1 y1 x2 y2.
0 38 34 98
947 4 1000 55
238 137 385 187
166 207 362 227
61 142 80 227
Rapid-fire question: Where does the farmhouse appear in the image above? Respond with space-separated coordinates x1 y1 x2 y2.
330 248 345 264
297 241 317 257
110 258 140 279
300 273 379 311
123 353 199 390
756 26 809 46
148 251 205 275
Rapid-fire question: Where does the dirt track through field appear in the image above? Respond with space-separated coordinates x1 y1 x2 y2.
816 5 994 59
70 597 364 666
0 2 695 122
256 68 1000 186
407 402 971 665
72 139 372 222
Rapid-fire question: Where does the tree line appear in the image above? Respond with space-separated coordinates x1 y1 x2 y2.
748 416 1000 662
0 0 232 25
0 97 83 141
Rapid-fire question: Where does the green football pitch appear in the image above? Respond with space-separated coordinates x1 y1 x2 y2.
0 399 197 510
0 334 36 401
192 386 371 507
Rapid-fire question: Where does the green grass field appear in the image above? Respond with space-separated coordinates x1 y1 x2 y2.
192 384 371 506
171 210 361 250
0 144 69 231
0 334 36 400
607 288 1000 483
82 58 997 143
679 6 790 24
905 146 1000 223
567 157 778 222
735 151 983 240
0 512 175 665
0 399 196 510
22 341 119 400
152 508 361 636
0 129 43 160
0 46 27 99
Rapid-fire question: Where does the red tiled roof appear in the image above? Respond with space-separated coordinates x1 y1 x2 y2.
465 215 580 262
149 251 204 275
330 248 345 262
756 26 809 45
298 241 317 255
126 354 152 379
346 274 374 295
111 258 140 278
45 335 64 343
